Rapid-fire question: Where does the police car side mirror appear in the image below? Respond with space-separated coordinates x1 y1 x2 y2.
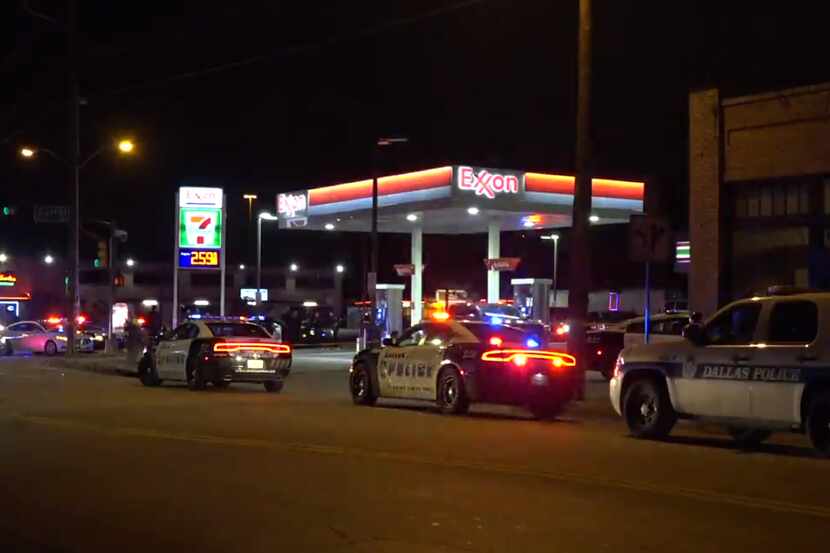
683 323 705 346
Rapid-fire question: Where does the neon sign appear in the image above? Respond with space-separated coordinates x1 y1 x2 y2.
179 249 221 269
278 193 307 217
457 166 520 199
0 272 16 287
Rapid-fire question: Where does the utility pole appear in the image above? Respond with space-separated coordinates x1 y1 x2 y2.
66 0 81 356
568 0 592 398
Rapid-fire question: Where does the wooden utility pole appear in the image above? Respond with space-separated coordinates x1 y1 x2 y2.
568 0 592 398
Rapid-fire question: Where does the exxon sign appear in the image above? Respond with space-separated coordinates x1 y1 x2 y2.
278 193 307 217
457 166 520 199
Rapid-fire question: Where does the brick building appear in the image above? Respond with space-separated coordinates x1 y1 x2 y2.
689 82 830 315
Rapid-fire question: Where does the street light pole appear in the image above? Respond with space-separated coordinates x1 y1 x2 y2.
256 214 262 305
553 235 560 306
67 0 81 356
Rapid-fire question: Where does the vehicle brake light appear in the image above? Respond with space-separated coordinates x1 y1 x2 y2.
46 316 62 325
213 341 291 354
596 349 603 356
76 315 87 325
136 317 146 326
432 311 450 321
489 336 503 347
481 349 575 368
555 324 570 336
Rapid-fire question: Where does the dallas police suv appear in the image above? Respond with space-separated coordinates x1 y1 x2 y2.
349 320 576 418
138 320 292 392
610 289 830 456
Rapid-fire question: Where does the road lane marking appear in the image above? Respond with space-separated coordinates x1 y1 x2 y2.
15 413 830 520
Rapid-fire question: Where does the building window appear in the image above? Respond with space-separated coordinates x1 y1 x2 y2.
733 179 814 219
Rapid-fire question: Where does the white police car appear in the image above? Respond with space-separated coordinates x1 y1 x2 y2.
610 289 830 456
138 320 292 392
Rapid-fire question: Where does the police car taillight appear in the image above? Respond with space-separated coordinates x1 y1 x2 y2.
481 349 575 369
489 336 504 347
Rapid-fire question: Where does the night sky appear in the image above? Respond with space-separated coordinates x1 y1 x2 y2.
2 1 830 297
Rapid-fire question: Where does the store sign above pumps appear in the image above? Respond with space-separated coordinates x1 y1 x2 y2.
457 166 521 199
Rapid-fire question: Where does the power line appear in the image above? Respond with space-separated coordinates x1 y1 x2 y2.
94 0 488 99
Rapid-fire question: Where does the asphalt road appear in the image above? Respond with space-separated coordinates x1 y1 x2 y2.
2 350 828 552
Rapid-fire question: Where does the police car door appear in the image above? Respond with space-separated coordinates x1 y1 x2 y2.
749 300 817 424
408 323 451 400
676 302 762 418
157 324 193 379
377 325 426 398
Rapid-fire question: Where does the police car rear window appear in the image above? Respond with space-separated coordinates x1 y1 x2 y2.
460 323 529 343
768 301 818 344
206 323 270 338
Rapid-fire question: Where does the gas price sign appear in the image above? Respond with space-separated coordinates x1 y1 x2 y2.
179 248 221 269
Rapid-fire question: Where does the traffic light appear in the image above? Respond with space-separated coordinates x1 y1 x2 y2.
96 240 108 268
1 206 15 216
113 274 125 287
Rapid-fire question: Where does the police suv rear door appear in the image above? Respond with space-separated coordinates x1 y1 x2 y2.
749 299 818 424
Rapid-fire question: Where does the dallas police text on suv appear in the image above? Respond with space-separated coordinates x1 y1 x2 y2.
610 290 830 456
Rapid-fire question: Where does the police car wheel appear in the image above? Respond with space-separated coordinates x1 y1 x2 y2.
187 360 206 391
437 367 469 415
44 340 57 356
350 363 377 405
807 392 830 457
623 378 676 439
213 380 230 389
139 360 161 387
727 427 771 448
263 380 283 393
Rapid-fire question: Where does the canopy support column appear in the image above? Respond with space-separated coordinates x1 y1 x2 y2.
487 221 500 303
411 226 423 325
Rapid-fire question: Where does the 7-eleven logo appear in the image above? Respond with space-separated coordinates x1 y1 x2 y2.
180 208 222 248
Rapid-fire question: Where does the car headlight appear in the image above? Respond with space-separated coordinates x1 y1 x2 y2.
94 335 104 341
56 335 68 341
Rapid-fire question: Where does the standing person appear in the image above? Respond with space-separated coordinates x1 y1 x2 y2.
147 305 162 339
283 308 300 343
124 313 141 366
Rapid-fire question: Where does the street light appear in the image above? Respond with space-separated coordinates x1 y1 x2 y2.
290 263 299 272
117 139 135 153
406 213 418 222
257 212 279 306
542 233 561 306
589 214 600 223
0 253 7 263
371 136 409 299
336 264 345 273
238 264 246 270
20 137 135 356
243 194 258 223
467 206 480 215
43 254 54 265
324 223 335 231
125 258 136 268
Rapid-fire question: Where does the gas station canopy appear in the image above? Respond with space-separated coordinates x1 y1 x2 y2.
276 165 644 233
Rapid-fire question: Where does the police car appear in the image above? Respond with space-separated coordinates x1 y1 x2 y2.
348 320 576 418
138 320 292 392
610 290 830 456
587 312 691 379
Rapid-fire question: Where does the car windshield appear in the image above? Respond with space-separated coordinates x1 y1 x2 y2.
460 322 532 344
480 304 522 319
206 323 270 338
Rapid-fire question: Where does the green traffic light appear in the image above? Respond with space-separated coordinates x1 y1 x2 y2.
2 207 10 216
94 258 101 268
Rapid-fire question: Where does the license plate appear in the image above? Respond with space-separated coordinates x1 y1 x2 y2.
246 359 265 369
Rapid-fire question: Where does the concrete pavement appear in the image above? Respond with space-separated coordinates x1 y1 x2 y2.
1 352 828 552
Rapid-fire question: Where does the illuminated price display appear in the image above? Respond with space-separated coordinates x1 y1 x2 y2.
179 248 221 269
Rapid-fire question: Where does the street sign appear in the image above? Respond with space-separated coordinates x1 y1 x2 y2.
178 248 221 269
484 257 521 271
33 205 70 223
629 215 672 263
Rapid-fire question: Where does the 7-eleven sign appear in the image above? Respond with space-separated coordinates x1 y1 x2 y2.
179 207 222 249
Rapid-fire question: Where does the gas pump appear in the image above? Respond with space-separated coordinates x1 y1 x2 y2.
359 284 405 351
510 278 552 323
